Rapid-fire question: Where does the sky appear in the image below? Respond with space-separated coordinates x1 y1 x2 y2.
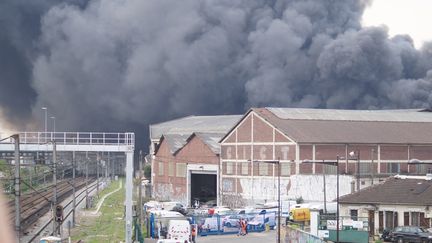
363 0 432 48
1 0 432 150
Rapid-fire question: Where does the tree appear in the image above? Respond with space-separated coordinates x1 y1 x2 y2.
296 196 304 204
144 164 151 181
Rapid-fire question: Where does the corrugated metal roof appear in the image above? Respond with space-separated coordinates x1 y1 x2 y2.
163 134 190 154
254 108 432 144
150 115 242 140
194 132 226 154
339 176 432 205
267 107 432 122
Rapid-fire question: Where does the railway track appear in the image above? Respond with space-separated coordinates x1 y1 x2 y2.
27 179 100 243
6 177 95 233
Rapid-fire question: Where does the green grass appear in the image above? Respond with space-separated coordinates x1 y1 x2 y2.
71 179 125 243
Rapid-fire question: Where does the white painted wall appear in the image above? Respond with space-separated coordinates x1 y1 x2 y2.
237 174 355 204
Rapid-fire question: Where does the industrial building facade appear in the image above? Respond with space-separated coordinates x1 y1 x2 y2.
150 115 241 206
219 108 432 206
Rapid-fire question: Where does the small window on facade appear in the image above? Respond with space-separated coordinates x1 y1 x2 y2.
226 162 234 175
176 163 186 177
350 209 358 221
168 162 175 177
386 163 400 174
411 212 420 226
259 163 268 176
281 163 290 176
241 162 249 175
158 162 164 176
404 212 409 225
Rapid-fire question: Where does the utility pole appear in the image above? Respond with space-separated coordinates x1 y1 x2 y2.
323 162 327 214
13 134 20 241
371 149 375 185
72 151 76 227
138 150 143 228
357 151 361 191
96 156 99 197
85 160 89 209
52 141 58 235
108 152 112 180
105 153 108 179
277 161 281 243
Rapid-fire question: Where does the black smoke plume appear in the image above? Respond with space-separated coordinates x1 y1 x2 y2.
1 0 432 149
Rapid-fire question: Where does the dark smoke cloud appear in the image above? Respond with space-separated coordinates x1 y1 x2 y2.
0 0 88 127
1 0 432 149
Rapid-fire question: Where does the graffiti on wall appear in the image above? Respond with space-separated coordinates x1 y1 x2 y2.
285 226 325 243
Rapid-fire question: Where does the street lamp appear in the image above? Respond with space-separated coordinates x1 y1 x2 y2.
250 160 281 243
50 116 56 134
42 107 47 142
349 150 360 191
303 155 341 243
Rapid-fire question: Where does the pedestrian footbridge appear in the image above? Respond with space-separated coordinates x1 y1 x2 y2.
0 131 136 243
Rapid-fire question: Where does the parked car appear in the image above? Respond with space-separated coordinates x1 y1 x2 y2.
222 214 255 228
248 210 276 228
389 226 432 243
381 228 392 242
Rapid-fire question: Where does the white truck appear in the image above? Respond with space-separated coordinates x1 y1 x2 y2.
158 219 191 243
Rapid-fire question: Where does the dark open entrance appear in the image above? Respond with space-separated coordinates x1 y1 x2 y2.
191 173 216 205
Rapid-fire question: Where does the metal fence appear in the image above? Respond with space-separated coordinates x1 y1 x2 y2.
284 225 325 243
0 132 135 146
148 211 277 239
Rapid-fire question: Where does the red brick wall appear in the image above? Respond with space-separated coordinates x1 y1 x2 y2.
153 138 175 184
299 145 313 160
315 145 346 160
347 145 378 160
253 145 273 161
275 130 290 142
410 146 432 160
275 145 296 160
381 146 408 160
176 135 219 164
153 135 220 201
221 145 235 160
237 115 252 142
225 130 236 143
253 114 273 142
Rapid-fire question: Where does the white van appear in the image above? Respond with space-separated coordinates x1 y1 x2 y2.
167 220 191 242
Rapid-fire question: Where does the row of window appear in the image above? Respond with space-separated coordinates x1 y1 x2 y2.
349 210 431 232
224 162 291 176
158 162 187 178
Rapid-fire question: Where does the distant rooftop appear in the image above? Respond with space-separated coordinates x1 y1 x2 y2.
150 115 242 141
162 134 191 154
339 175 432 205
267 108 432 122
159 132 227 155
253 108 432 144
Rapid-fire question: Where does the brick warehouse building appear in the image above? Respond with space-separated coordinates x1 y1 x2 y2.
150 115 241 206
220 108 432 207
